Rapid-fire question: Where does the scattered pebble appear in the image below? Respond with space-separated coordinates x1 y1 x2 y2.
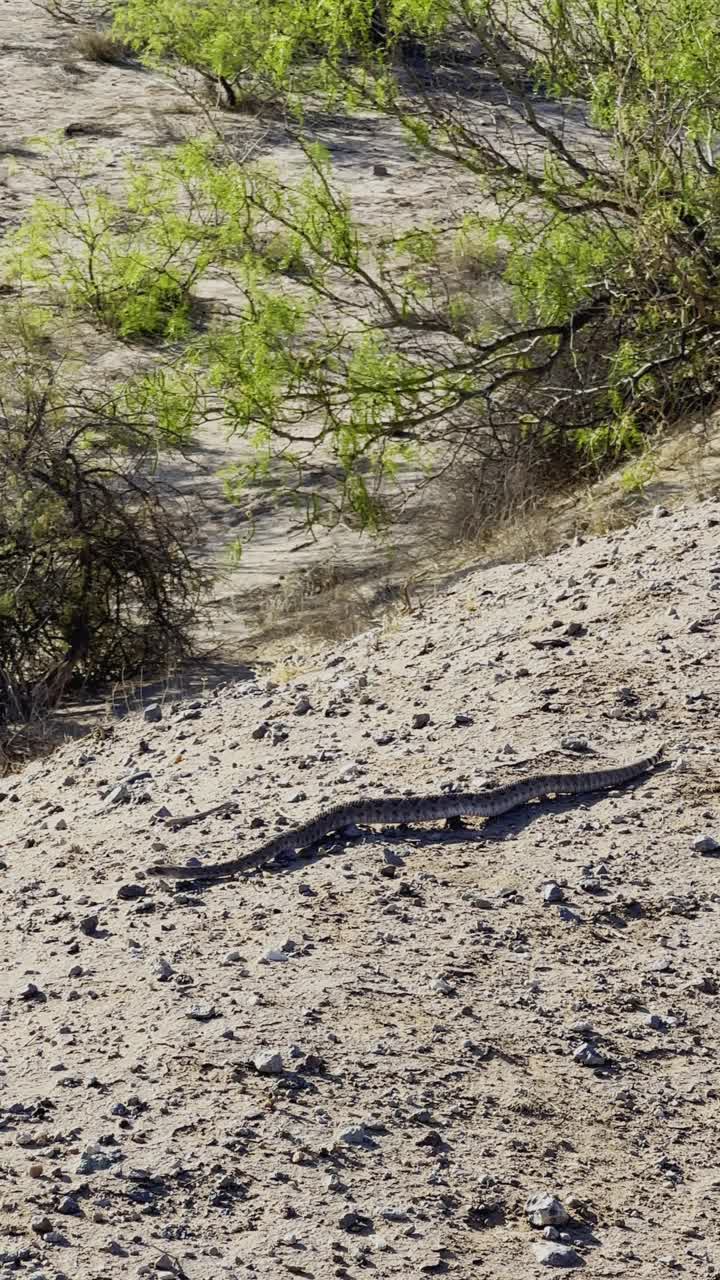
253 1050 284 1075
335 1124 371 1147
573 1042 607 1068
692 834 719 855
543 882 565 904
532 1242 583 1267
116 883 146 901
429 977 454 995
525 1192 570 1227
104 784 130 806
644 1013 666 1031
338 1209 373 1233
186 1004 217 1022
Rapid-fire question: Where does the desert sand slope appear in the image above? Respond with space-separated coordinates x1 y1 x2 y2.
1 499 719 1279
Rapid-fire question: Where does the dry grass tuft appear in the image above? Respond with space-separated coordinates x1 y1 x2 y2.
73 28 131 64
253 559 408 648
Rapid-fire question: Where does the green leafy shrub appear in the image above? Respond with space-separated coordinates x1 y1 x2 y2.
114 0 451 106
15 0 720 535
2 148 243 340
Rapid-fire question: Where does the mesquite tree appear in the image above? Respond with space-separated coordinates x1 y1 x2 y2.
11 0 720 532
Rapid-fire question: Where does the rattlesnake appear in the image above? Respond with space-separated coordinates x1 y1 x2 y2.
146 746 665 883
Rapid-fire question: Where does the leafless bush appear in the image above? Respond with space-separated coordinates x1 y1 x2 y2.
32 0 116 26
73 27 132 63
0 311 209 750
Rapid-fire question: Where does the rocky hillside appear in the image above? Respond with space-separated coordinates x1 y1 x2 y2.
1 499 719 1279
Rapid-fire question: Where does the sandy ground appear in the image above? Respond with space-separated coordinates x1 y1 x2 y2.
1 499 719 1279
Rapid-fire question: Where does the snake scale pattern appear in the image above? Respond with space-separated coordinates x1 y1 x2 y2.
146 746 664 883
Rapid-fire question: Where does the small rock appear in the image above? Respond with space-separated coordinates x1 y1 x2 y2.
558 906 583 926
53 817 68 832
326 1172 347 1193
253 1050 283 1075
338 1209 373 1233
76 1145 118 1174
43 1230 68 1246
293 696 311 716
186 1003 217 1022
412 712 431 729
31 1216 53 1236
687 974 718 995
372 162 389 176
569 1020 594 1036
335 1125 371 1147
526 1192 570 1227
143 704 162 723
573 1041 607 1068
152 958 173 980
383 849 404 866
644 1013 666 1030
105 784 130 806
692 834 719 855
532 1243 582 1267
19 982 44 1002
117 883 146 901
79 914 99 936
261 948 289 963
543 882 565 904
560 737 590 752
382 1207 410 1222
429 976 454 995
58 1196 81 1216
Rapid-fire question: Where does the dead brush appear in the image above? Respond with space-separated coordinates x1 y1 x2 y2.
73 28 132 64
260 559 406 644
0 675 69 775
435 424 582 555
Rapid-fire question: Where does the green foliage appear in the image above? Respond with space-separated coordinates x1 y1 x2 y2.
114 0 453 105
620 453 657 494
12 0 720 538
2 146 244 340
